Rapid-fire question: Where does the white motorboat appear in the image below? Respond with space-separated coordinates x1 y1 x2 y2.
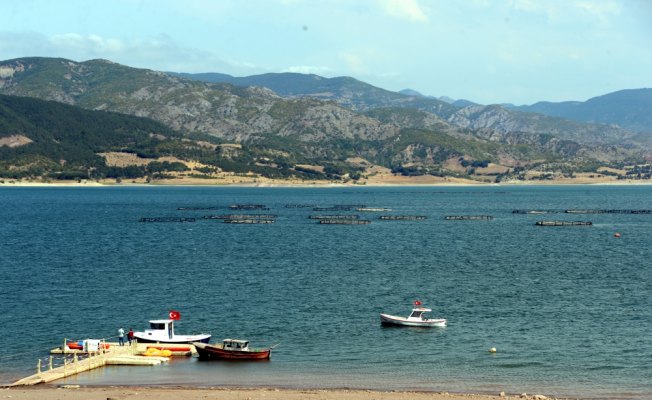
380 301 447 327
133 319 211 344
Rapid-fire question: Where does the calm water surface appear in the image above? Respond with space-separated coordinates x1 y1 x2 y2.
0 185 650 399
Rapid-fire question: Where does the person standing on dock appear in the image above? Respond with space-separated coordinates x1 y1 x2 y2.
127 328 134 344
118 327 125 346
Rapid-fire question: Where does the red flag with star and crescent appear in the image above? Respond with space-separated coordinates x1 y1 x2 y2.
414 300 422 306
169 310 181 320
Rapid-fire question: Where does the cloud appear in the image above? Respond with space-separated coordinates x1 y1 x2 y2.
508 0 621 24
50 33 125 53
0 31 258 74
575 1 621 22
282 65 334 75
381 0 428 23
338 52 368 75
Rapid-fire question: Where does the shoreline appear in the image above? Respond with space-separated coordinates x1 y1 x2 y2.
2 386 557 400
1 178 652 188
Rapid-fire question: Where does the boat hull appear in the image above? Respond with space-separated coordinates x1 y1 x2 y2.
134 334 211 344
194 342 271 360
380 313 446 327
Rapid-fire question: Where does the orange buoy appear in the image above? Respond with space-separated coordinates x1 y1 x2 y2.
614 233 621 238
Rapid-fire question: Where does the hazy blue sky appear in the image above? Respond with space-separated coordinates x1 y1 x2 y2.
2 0 651 105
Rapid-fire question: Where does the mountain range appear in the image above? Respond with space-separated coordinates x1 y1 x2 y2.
505 89 652 133
0 57 650 182
172 71 651 142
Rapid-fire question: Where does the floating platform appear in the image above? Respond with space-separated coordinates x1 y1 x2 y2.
564 209 652 214
12 342 195 386
177 207 220 210
379 215 427 220
319 219 371 225
139 217 196 223
284 204 315 208
309 215 359 220
357 207 392 212
204 214 277 219
512 210 560 214
445 215 493 220
313 207 353 211
535 220 593 226
223 219 275 224
105 355 168 365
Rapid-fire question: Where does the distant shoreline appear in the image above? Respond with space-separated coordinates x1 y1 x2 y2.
1 178 651 187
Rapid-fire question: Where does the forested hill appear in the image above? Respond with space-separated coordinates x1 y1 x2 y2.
0 94 187 178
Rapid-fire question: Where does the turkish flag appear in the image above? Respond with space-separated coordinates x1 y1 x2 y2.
414 300 422 306
169 310 181 320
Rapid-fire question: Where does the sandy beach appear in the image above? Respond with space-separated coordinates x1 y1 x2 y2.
2 386 551 400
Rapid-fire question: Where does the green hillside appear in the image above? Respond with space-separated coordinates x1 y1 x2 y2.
0 94 186 179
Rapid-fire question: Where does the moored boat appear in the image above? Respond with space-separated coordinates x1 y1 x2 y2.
194 339 273 360
133 314 211 344
380 301 447 327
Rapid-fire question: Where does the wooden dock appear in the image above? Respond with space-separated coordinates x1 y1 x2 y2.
11 342 195 386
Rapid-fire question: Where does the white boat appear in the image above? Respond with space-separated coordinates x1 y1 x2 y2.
380 301 447 327
133 319 211 344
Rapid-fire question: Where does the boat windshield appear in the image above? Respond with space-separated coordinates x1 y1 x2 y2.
150 322 166 330
409 311 423 318
224 340 248 349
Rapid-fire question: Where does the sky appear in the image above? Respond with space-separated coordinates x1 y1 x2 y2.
1 0 651 105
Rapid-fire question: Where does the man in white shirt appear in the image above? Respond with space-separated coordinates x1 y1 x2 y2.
118 327 125 346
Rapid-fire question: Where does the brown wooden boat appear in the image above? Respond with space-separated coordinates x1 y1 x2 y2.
194 339 272 360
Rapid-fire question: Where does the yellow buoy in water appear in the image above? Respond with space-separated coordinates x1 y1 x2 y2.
488 347 497 353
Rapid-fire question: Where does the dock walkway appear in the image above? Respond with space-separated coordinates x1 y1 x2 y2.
11 342 194 386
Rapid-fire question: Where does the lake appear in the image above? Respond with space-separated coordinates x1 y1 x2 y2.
0 185 650 399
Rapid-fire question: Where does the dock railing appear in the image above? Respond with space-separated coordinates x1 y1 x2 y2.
13 337 121 386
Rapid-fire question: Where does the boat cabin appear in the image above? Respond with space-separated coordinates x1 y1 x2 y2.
144 319 175 340
222 339 250 351
409 307 432 320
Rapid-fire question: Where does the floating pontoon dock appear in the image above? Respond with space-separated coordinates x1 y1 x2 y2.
11 341 195 386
